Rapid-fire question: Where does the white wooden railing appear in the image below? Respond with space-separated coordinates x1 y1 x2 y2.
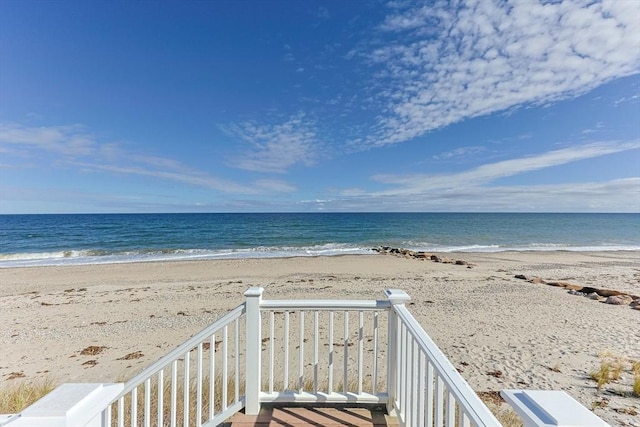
389 292 501 426
97 288 502 426
4 288 504 427
102 303 247 427
4 287 614 426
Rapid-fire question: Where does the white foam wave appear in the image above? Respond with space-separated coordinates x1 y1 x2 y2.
0 244 372 268
1 242 638 268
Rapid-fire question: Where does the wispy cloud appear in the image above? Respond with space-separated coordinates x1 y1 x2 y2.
0 122 296 195
432 145 486 161
581 122 604 135
225 114 321 173
362 0 640 146
316 6 330 20
319 178 640 212
372 141 640 194
0 123 98 157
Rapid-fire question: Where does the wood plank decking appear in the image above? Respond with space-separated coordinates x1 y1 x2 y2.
230 406 398 426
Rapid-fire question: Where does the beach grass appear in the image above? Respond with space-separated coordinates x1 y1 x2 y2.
590 353 640 397
0 379 55 413
482 400 523 427
590 361 612 390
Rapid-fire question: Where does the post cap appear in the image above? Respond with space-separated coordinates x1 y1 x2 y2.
244 287 265 297
384 289 411 304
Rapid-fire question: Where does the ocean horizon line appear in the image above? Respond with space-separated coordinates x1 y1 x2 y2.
2 211 639 215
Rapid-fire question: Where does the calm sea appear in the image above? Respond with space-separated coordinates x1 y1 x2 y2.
0 213 638 268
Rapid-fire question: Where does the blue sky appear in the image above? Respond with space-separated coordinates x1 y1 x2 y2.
1 0 639 213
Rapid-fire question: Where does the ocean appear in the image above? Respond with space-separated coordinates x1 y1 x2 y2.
0 213 638 268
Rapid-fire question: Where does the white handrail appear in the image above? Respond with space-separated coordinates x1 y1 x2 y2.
260 299 391 310
393 304 502 426
112 304 246 400
102 303 246 426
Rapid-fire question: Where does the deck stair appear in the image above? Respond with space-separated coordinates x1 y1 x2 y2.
0 288 616 426
230 406 398 426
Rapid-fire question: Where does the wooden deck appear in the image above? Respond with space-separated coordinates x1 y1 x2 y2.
230 406 398 426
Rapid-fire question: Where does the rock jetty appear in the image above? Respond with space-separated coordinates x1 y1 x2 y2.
372 246 475 267
514 274 639 309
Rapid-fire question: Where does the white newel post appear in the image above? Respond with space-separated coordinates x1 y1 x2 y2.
244 287 264 415
384 289 411 417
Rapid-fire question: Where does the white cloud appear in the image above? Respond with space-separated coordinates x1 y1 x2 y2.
364 0 640 146
71 161 256 194
226 114 320 173
309 177 639 212
0 122 297 195
373 140 640 195
254 179 297 193
0 123 98 157
432 145 486 160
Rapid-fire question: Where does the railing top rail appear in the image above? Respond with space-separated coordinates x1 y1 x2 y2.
260 299 391 311
393 304 502 427
109 303 246 401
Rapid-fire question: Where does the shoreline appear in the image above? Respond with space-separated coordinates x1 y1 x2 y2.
1 251 638 424
2 247 640 270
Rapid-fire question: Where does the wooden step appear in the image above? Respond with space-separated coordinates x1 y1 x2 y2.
230 406 398 426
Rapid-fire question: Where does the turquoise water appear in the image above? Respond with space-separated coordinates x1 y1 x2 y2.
0 213 638 267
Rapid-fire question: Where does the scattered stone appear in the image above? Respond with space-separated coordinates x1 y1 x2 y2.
581 287 624 298
373 246 472 267
605 295 633 305
82 360 98 367
515 275 546 284
515 274 638 307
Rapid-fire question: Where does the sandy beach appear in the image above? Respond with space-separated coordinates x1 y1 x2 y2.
1 251 639 425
